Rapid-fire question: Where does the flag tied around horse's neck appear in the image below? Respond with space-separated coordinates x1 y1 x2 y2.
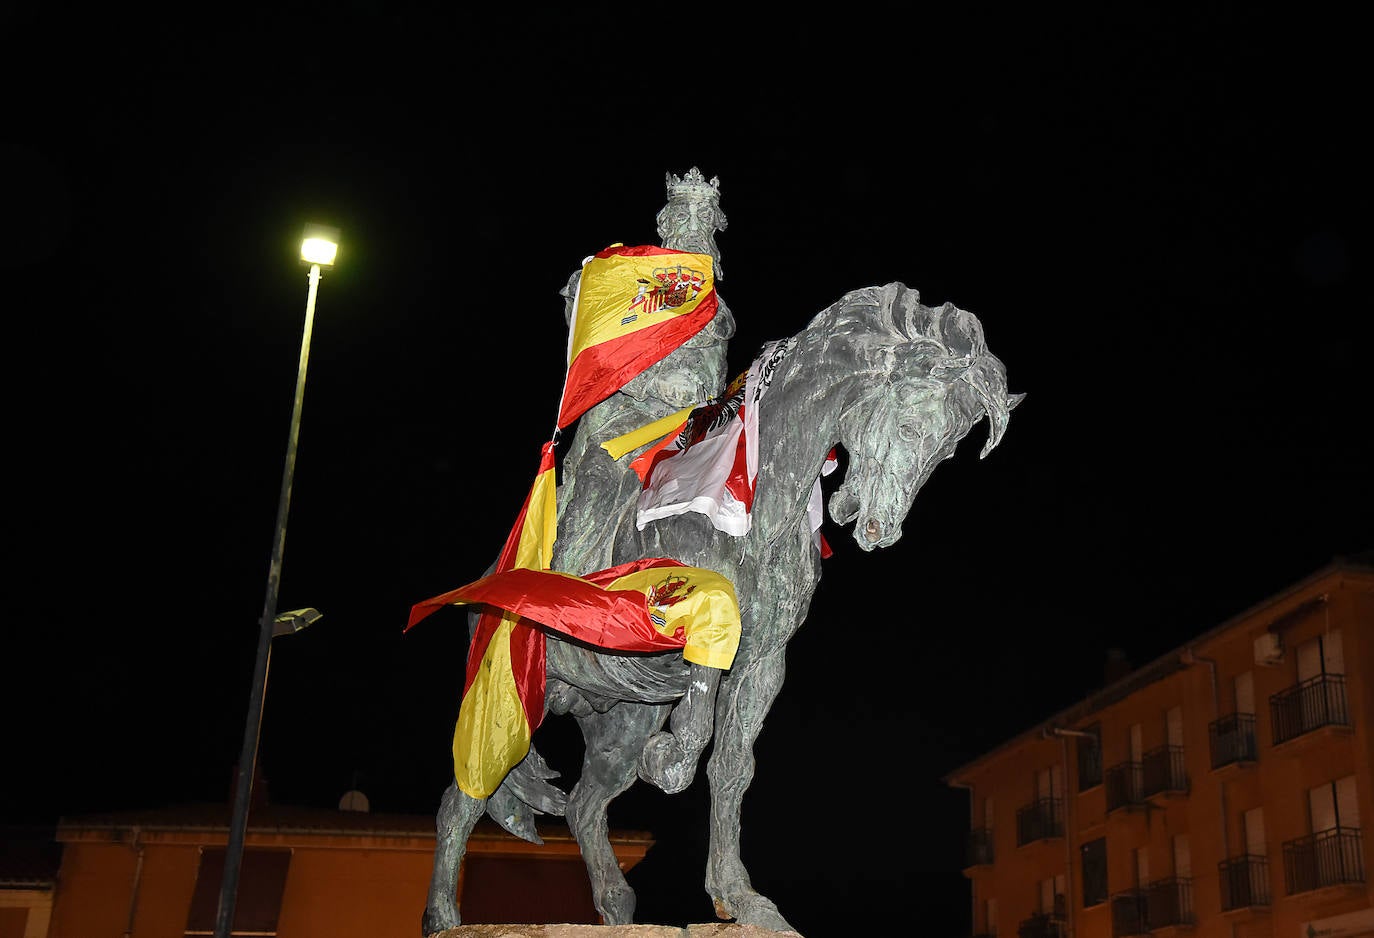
407 244 731 800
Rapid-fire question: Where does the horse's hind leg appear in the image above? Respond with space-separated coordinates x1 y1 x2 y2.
421 781 485 936
568 703 669 925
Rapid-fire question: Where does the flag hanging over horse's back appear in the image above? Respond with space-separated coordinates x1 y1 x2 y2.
409 551 742 798
419 558 741 672
557 244 718 430
406 441 558 800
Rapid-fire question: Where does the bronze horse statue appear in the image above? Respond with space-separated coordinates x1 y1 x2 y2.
422 281 1021 934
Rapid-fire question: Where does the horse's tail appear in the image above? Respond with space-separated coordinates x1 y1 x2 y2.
482 744 568 844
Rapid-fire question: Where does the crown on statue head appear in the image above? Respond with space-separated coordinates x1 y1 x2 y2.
665 167 722 204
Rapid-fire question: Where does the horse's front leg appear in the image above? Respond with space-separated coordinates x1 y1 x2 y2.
704 648 797 933
421 781 485 936
638 662 721 794
568 702 670 924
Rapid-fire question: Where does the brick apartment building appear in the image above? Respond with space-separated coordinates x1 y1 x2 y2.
945 555 1373 938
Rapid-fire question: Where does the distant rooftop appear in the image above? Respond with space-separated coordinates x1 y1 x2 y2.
55 801 651 848
0 825 62 887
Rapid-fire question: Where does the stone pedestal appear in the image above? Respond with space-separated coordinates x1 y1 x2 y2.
430 925 802 938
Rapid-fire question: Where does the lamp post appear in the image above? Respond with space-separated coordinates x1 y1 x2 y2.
213 225 339 938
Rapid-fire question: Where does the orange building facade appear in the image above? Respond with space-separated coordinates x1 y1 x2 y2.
945 556 1373 938
44 802 650 937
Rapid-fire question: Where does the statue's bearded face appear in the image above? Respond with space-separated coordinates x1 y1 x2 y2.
657 197 726 279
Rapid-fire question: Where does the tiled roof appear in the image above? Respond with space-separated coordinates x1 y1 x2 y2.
56 802 651 845
0 826 62 885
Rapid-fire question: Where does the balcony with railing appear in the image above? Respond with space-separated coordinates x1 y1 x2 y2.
1110 879 1193 935
1018 909 1066 938
1105 761 1144 813
1110 889 1148 937
966 827 994 868
1283 826 1364 894
1016 797 1063 846
1146 877 1194 928
1141 745 1188 798
1271 674 1350 746
1219 853 1270 910
1209 712 1257 770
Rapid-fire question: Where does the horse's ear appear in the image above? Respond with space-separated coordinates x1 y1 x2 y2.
1008 392 1026 410
880 281 922 333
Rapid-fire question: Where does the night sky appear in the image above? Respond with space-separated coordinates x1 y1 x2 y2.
5 7 1368 935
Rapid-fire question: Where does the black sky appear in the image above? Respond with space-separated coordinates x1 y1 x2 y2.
4 7 1368 934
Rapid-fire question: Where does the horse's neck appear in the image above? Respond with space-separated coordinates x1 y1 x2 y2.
749 329 869 540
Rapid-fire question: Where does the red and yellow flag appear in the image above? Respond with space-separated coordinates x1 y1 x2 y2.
407 441 557 799
408 244 726 801
412 558 741 672
557 244 717 430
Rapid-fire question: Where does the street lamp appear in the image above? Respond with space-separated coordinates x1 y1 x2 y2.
213 225 339 938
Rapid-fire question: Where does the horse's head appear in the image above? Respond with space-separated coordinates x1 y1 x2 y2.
827 283 1022 550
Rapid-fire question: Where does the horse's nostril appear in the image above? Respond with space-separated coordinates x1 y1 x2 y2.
864 519 882 542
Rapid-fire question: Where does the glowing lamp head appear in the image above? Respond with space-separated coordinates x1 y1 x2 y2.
300 224 340 266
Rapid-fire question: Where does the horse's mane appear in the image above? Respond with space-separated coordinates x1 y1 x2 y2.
799 282 1018 456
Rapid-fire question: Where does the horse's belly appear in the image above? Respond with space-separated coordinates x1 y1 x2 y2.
546 637 692 705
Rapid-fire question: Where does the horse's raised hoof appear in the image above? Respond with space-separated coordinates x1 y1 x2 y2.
636 732 695 794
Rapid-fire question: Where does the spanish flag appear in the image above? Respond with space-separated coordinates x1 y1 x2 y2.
409 244 725 800
406 442 557 799
411 559 741 674
557 244 717 430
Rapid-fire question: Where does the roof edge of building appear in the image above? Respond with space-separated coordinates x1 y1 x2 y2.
942 553 1372 786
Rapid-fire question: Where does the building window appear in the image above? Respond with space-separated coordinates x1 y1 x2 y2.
982 896 997 937
1272 630 1349 743
184 848 291 937
1081 837 1107 907
1283 775 1364 893
1076 724 1102 791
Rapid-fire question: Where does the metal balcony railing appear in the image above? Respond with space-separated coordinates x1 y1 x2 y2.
1017 911 1066 938
1105 761 1144 812
1283 826 1364 894
1209 712 1257 769
1016 797 1063 845
1145 877 1194 927
1109 878 1193 935
1271 674 1349 744
966 827 994 867
1109 889 1148 937
1219 853 1270 910
1141 745 1188 797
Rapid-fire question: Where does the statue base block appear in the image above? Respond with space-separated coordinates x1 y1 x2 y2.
430 925 802 938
